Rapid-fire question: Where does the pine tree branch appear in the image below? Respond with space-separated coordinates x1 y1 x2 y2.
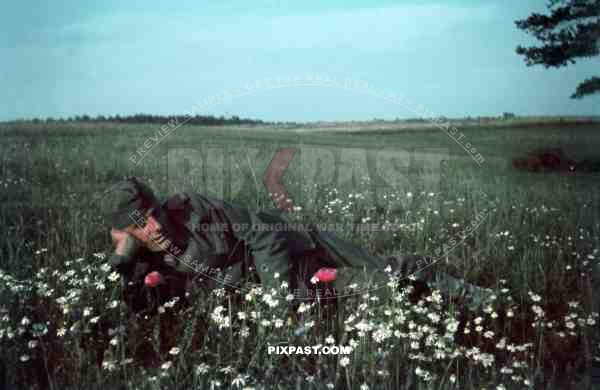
571 76 600 98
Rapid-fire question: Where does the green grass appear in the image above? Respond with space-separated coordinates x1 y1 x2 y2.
1 122 600 389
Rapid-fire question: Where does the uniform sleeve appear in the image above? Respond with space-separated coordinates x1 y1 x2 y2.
109 253 135 276
172 235 247 288
109 234 143 282
171 238 217 274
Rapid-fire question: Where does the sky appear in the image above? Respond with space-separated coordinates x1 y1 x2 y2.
1 0 599 122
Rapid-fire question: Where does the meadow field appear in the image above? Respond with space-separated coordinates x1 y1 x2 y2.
1 121 600 389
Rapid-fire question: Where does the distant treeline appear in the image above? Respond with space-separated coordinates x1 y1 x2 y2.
13 114 275 126
4 113 599 128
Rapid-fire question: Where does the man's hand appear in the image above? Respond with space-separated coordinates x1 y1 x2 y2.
111 228 141 256
111 227 128 243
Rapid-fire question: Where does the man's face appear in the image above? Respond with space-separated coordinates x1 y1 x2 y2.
121 210 165 251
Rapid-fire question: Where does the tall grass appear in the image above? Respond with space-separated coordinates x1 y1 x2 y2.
1 122 599 389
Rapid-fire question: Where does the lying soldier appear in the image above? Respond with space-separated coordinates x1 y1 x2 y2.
104 177 493 364
105 177 491 310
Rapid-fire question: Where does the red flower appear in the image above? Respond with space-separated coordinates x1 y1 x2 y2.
314 267 337 282
144 271 165 287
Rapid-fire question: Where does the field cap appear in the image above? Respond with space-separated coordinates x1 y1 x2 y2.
106 177 160 229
